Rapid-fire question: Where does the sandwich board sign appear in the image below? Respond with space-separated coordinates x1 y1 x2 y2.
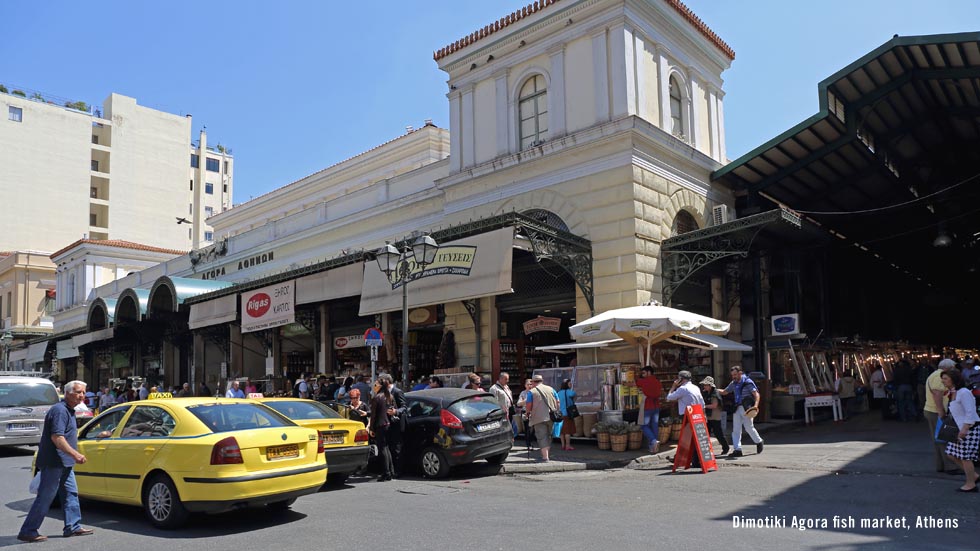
672 404 718 473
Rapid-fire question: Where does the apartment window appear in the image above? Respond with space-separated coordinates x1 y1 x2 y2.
188 228 192 239
8 106 22 122
205 206 214 217
90 187 98 199
204 231 214 242
518 74 548 150
205 183 214 195
206 158 219 172
223 183 228 193
669 76 684 138
7 291 12 316
44 294 56 315
191 154 200 168
224 160 229 173
91 159 99 172
91 134 99 144
189 179 194 191
189 203 193 215
90 213 98 226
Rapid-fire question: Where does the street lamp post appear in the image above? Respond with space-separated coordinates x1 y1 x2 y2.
375 234 439 385
0 331 13 372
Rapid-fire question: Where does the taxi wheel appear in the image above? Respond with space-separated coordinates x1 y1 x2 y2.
420 447 450 479
486 452 508 465
267 498 297 512
143 474 188 529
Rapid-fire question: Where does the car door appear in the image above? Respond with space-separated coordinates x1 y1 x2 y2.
404 398 440 458
75 406 131 498
105 405 176 499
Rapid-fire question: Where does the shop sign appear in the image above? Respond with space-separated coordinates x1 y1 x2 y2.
408 306 436 327
241 281 295 333
672 403 717 474
523 316 562 335
771 313 800 336
359 227 514 316
199 250 277 280
334 334 366 349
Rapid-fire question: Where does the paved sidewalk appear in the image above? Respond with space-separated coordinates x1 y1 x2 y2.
500 412 941 477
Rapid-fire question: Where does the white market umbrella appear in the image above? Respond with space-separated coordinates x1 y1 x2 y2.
569 301 730 363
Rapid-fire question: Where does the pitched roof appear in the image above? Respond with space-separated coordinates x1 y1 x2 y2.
433 0 734 62
51 239 187 260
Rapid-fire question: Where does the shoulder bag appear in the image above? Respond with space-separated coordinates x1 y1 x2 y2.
495 383 517 417
935 413 959 443
536 388 564 423
564 389 580 419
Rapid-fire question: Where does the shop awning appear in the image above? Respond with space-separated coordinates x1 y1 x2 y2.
188 294 238 330
535 339 627 353
359 227 515 316
149 277 234 315
72 328 114 348
296 263 363 305
7 348 28 363
57 339 80 359
666 333 752 351
25 341 49 364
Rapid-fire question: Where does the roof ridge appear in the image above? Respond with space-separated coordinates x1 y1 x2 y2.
433 0 734 62
50 239 187 260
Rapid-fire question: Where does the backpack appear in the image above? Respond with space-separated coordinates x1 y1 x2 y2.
292 382 302 398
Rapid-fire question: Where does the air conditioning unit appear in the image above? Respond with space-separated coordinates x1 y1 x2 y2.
712 204 730 226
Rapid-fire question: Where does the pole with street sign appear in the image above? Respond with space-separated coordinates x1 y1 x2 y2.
364 328 384 382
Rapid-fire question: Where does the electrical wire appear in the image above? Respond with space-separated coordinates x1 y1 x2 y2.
789 170 980 215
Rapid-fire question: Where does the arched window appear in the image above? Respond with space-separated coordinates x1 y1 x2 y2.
519 75 548 150
669 76 684 138
672 210 699 236
68 273 76 307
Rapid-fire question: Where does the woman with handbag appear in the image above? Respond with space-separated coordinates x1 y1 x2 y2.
558 379 579 451
941 369 980 492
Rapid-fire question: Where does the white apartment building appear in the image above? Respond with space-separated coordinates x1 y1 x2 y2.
0 90 233 252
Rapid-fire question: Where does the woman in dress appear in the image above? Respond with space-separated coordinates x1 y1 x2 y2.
557 379 577 451
941 369 979 492
369 379 395 482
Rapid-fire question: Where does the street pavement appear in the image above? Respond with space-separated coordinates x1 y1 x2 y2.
1 412 977 550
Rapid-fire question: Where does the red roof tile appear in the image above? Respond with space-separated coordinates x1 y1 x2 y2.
433 0 733 62
51 239 187 260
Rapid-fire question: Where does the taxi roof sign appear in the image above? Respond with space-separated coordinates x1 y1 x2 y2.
147 392 173 399
363 327 384 347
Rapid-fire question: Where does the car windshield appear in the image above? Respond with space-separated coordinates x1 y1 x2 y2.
0 382 59 407
186 403 295 433
263 400 343 420
448 396 501 420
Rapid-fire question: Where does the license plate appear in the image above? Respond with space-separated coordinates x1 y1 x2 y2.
267 444 299 460
476 420 502 432
325 435 345 445
7 423 36 431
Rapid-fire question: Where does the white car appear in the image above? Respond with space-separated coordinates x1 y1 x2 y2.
0 376 59 447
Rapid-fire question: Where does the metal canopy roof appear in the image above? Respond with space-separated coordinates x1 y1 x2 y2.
714 32 980 289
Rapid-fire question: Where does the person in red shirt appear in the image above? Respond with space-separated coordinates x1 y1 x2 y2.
636 366 663 453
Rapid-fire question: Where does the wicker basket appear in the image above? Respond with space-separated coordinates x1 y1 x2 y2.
597 431 611 450
628 431 644 450
670 423 682 441
658 425 672 443
610 433 628 452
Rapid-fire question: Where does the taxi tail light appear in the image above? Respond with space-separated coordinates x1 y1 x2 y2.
316 431 325 454
354 429 370 443
210 436 244 465
440 409 464 429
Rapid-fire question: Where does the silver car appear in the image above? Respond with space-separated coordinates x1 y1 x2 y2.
0 376 59 447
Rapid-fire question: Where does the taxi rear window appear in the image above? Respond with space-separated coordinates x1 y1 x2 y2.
187 403 295 433
262 400 343 420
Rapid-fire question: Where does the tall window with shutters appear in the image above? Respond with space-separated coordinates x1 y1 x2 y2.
518 75 548 150
669 76 684 139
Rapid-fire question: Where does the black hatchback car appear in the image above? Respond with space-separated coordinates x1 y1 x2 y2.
402 388 513 478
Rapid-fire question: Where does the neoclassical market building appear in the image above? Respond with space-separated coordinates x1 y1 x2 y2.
45 0 739 392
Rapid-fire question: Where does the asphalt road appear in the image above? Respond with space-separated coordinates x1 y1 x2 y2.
1 443 977 551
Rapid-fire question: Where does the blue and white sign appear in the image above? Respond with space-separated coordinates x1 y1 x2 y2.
771 314 800 337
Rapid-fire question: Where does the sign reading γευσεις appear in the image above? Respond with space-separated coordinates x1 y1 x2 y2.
241 281 295 333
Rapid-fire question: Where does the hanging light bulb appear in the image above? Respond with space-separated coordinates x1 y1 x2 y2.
933 230 952 248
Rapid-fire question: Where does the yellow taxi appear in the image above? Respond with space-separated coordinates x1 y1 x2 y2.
256 398 369 484
59 397 327 528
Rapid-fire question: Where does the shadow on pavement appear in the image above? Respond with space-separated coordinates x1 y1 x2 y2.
709 413 979 550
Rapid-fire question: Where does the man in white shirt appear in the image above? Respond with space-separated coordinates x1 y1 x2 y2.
666 370 705 416
489 373 516 435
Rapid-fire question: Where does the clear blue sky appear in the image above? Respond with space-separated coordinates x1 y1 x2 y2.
3 1 979 203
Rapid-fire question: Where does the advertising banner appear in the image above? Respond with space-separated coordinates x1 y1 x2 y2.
359 227 514 316
241 281 295 333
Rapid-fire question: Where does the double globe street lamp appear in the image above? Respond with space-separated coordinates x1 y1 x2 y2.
0 331 13 371
375 234 440 386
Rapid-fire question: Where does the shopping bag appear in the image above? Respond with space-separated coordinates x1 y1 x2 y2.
28 472 41 495
935 415 959 443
